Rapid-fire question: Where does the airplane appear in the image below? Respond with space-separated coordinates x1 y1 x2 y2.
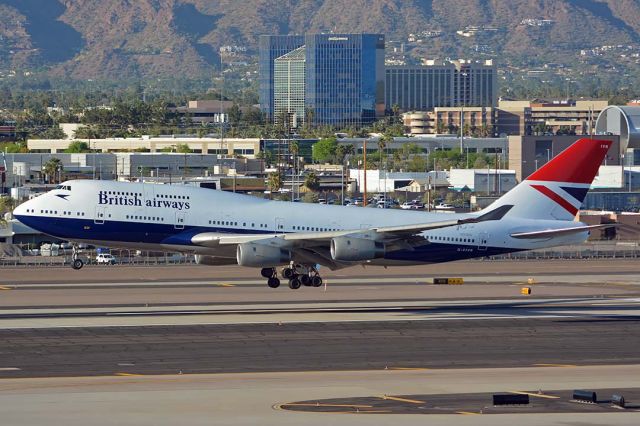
13 138 614 290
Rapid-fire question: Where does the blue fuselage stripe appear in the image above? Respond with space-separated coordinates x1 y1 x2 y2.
15 215 521 262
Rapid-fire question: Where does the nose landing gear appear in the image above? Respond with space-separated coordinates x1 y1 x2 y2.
263 264 323 289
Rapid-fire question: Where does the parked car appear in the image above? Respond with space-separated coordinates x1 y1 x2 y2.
95 253 117 265
434 203 454 210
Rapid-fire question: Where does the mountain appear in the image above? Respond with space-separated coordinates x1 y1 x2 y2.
1 0 640 83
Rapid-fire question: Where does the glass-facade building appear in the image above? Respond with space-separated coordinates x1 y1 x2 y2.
305 33 385 127
259 35 305 120
386 60 496 112
260 33 385 127
386 65 455 111
274 46 306 127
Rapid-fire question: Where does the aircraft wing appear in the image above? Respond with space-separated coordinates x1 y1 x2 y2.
510 224 615 239
191 217 471 248
190 205 514 248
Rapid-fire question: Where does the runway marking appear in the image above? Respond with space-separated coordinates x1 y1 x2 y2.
385 367 429 371
511 391 560 399
456 411 480 415
379 395 425 404
283 403 373 408
0 367 21 371
533 363 577 368
114 372 143 377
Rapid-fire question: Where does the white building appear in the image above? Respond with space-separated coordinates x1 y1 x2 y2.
349 170 449 193
448 169 516 193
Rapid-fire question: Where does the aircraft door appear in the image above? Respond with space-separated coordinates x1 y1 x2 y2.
478 232 489 251
94 206 107 225
175 211 186 230
275 217 285 234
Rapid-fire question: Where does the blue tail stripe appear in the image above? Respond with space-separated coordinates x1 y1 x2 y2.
560 186 589 203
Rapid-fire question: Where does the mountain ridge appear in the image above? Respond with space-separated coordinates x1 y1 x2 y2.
1 0 639 82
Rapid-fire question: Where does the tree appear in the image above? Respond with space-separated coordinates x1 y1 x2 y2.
227 103 242 126
304 171 320 191
335 143 354 164
65 141 91 153
0 196 15 217
42 158 63 184
267 171 282 197
289 140 299 169
243 107 264 125
175 143 191 153
302 191 319 203
473 156 488 168
0 142 27 153
74 125 103 139
406 155 427 172
39 126 66 139
312 137 338 163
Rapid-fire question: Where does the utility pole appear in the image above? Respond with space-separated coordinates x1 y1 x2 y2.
363 139 367 207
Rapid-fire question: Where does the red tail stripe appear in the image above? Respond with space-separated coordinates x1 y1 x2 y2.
530 184 578 216
526 138 612 184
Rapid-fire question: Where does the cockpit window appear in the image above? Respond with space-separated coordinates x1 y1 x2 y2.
56 185 71 191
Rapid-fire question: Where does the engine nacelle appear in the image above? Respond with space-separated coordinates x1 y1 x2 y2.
330 236 385 262
236 242 291 267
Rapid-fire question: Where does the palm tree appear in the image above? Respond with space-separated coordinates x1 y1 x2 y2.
42 158 63 184
378 134 393 204
289 140 299 199
304 171 320 192
267 171 282 199
0 196 14 225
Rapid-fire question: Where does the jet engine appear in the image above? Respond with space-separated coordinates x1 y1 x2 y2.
330 236 385 262
236 242 291 267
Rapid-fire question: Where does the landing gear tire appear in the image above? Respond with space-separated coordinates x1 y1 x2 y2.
261 267 275 279
311 276 323 287
72 259 84 270
267 277 281 288
288 277 302 290
300 274 312 286
282 268 295 279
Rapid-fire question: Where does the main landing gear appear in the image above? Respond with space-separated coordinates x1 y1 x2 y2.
71 244 84 270
260 264 323 290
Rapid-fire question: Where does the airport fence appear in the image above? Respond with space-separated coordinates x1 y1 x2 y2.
0 251 196 268
1 242 639 268
486 241 640 261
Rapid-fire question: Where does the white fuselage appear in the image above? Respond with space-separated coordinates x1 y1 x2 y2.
13 180 589 266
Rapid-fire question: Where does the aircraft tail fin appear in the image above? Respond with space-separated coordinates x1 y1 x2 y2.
482 138 613 221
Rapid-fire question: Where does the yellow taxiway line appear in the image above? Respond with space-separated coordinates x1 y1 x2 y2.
379 395 425 404
511 391 560 399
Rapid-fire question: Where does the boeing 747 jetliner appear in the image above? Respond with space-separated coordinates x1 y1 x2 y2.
13 138 613 289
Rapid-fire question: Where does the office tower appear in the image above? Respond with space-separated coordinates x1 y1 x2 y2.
260 33 385 127
259 35 305 120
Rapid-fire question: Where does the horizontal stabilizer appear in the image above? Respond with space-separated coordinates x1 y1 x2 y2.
510 224 615 239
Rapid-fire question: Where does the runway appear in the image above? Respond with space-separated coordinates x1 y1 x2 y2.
2 366 640 426
1 259 640 424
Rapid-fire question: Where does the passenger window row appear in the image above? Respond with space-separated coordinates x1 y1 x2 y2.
430 236 476 243
36 209 85 217
125 215 165 222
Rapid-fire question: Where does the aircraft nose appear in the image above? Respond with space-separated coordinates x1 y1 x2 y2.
13 198 31 216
